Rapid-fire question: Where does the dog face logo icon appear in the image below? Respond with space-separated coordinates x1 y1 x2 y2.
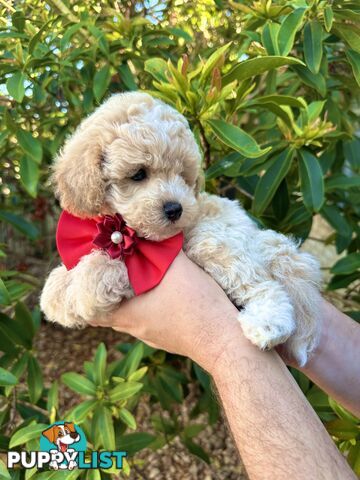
42 422 80 453
40 421 86 470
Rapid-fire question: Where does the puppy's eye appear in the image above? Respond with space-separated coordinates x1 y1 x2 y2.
58 432 63 437
130 168 147 181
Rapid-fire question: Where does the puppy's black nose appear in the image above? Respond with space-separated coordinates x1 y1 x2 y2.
163 201 183 221
70 432 78 439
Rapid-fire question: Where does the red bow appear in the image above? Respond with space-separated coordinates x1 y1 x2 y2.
56 210 183 296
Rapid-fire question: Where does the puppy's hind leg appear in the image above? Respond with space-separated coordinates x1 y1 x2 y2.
237 280 296 351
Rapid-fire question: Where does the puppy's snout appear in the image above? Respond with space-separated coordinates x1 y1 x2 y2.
163 201 183 222
70 432 79 440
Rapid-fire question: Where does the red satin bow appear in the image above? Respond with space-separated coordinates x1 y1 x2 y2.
56 210 184 296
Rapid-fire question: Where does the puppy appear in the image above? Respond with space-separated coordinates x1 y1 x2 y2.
40 92 322 366
42 422 80 470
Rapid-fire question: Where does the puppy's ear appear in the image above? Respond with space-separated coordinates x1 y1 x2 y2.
42 425 58 444
64 422 75 433
51 122 108 218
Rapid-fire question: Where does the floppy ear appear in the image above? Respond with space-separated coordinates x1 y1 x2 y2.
42 425 58 444
51 122 108 219
51 92 157 219
64 422 75 433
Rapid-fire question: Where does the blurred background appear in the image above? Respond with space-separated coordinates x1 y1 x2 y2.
0 0 359 478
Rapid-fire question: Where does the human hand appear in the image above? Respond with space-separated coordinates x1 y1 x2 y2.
90 250 246 374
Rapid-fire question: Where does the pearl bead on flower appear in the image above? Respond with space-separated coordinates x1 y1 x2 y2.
111 231 123 244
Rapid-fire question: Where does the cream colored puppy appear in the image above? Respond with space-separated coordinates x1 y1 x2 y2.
40 92 322 366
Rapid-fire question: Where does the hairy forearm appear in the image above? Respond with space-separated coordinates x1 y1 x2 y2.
102 253 357 479
211 325 356 480
298 299 360 417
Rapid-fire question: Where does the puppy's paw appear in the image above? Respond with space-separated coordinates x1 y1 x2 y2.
238 302 296 350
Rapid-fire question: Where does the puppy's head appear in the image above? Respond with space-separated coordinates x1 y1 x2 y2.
42 422 80 452
52 92 202 240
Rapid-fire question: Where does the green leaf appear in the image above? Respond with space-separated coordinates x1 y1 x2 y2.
109 381 143 403
346 49 360 87
17 130 42 164
278 8 306 56
329 397 360 423
250 94 306 109
118 63 137 90
119 408 136 429
0 367 17 386
292 65 326 97
97 405 115 450
127 366 148 382
168 27 193 42
0 278 11 306
334 24 360 54
15 301 35 340
343 138 360 169
182 437 210 464
25 466 38 480
331 253 360 275
304 21 323 74
0 210 39 240
144 58 169 82
0 311 31 349
6 71 25 102
0 314 18 353
305 103 325 128
299 149 325 212
88 25 109 57
19 156 39 198
61 373 96 396
28 19 54 54
93 65 111 103
117 432 156 456
320 205 352 240
27 356 43 403
326 418 359 440
253 148 294 216
10 423 48 448
207 119 271 158
328 273 358 290
262 22 280 55
0 458 10 480
122 342 144 378
47 381 59 415
199 42 231 83
223 56 304 85
325 174 360 191
68 399 98 423
93 342 107 386
184 423 207 438
205 152 243 180
324 6 334 32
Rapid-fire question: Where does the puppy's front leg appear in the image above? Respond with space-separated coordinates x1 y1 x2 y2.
257 229 322 365
40 251 133 328
185 194 295 351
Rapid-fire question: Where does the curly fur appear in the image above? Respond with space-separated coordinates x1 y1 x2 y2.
40 92 322 366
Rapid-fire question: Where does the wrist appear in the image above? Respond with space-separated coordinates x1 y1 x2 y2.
193 306 244 376
203 315 258 380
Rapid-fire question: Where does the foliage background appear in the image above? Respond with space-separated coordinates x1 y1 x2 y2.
0 0 359 478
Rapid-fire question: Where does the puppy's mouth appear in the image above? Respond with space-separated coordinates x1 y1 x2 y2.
59 441 67 453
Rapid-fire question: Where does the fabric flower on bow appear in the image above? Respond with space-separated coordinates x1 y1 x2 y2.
92 214 137 260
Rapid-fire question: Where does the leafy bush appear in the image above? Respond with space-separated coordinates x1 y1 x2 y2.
0 0 359 477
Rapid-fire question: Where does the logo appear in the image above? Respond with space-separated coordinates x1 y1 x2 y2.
7 421 127 471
